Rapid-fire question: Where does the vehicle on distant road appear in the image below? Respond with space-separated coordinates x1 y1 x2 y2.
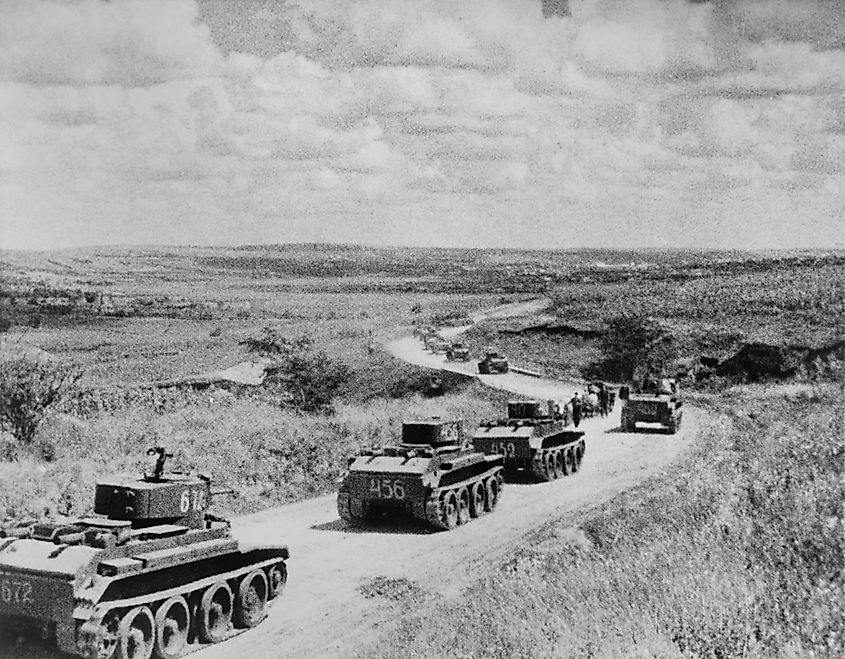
478 348 509 374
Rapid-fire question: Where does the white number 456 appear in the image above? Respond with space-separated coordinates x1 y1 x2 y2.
368 478 406 500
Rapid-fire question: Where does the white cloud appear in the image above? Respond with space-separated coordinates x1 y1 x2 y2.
0 0 843 250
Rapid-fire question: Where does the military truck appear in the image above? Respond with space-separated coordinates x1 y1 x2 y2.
0 448 288 659
337 419 504 531
477 348 509 374
445 342 471 362
473 400 585 481
619 378 683 433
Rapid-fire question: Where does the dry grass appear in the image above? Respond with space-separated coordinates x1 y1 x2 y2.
359 388 844 659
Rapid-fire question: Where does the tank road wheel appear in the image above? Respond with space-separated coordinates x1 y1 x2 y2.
266 562 287 600
117 606 155 659
153 596 189 659
456 487 471 525
485 476 500 511
234 569 269 629
469 481 486 518
441 491 459 530
197 582 233 644
560 448 572 475
570 449 580 473
80 610 120 659
553 450 565 479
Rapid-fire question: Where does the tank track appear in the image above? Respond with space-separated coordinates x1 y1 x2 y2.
528 438 585 482
425 467 504 531
74 558 287 659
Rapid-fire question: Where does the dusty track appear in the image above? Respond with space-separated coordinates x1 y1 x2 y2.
10 299 696 659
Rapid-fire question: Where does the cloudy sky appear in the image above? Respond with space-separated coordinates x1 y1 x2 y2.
1 0 843 250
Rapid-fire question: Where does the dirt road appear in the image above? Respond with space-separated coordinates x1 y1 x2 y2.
197 300 695 658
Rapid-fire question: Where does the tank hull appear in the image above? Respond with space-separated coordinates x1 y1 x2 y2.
621 396 683 433
473 428 585 482
0 525 288 657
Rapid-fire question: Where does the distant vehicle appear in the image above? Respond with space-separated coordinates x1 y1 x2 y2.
414 324 438 341
478 348 509 374
337 418 505 531
0 448 288 658
473 400 585 481
619 378 683 433
429 339 451 354
445 342 471 361
423 333 446 351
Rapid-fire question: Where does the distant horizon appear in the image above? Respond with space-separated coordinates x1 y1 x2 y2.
3 240 844 256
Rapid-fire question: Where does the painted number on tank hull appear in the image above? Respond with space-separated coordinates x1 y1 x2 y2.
368 478 406 500
491 442 516 457
0 574 33 606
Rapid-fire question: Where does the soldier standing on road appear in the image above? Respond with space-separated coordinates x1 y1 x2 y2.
571 393 583 428
599 385 610 418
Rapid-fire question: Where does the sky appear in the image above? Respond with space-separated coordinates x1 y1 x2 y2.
0 0 843 251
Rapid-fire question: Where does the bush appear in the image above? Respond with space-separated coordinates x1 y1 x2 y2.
278 344 351 413
242 329 351 413
594 315 678 381
0 356 80 458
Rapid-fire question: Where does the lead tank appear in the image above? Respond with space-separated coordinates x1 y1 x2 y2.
473 400 585 481
337 419 504 531
0 448 288 659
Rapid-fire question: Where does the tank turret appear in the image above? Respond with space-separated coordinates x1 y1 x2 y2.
94 447 211 529
401 418 463 448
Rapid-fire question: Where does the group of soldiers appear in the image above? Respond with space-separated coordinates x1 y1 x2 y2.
567 382 614 428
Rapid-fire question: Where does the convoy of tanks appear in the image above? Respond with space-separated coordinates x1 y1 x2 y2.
0 321 684 657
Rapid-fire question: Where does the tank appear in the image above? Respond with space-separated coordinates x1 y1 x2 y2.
473 400 585 481
429 339 451 354
478 348 509 374
0 448 288 659
337 419 504 531
619 378 683 433
445 342 471 362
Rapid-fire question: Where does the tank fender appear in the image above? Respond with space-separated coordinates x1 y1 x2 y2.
72 553 286 621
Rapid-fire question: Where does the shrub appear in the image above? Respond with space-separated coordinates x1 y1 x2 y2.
241 329 351 413
277 344 351 413
595 315 678 381
0 356 80 458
